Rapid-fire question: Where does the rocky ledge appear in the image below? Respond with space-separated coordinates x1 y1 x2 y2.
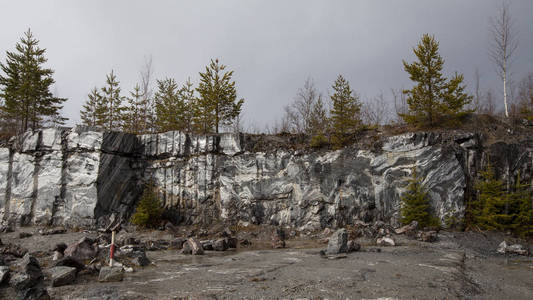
0 126 531 229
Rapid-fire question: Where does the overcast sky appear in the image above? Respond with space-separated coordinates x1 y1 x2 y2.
1 0 532 129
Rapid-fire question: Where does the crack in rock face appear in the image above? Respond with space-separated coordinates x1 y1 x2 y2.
0 127 531 229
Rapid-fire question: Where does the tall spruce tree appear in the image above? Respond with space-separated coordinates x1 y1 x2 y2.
0 29 67 135
400 168 439 227
196 59 244 133
309 96 329 148
100 70 124 130
180 78 195 133
508 172 533 236
329 75 361 148
122 84 147 134
401 34 473 126
80 87 105 127
154 78 187 132
473 162 507 231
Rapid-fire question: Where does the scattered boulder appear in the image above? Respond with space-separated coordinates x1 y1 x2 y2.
11 254 43 290
145 239 170 251
226 237 238 249
52 251 63 261
326 229 348 255
347 240 361 252
395 221 418 235
131 251 150 267
213 239 228 251
201 240 214 251
417 231 438 243
239 239 252 247
53 256 85 272
376 236 396 247
53 243 68 254
98 266 123 282
1 243 28 258
39 227 66 236
497 241 528 255
47 266 76 287
64 237 98 261
181 238 204 255
0 265 9 284
170 237 186 249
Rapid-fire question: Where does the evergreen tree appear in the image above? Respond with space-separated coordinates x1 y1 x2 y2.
154 78 187 132
329 75 361 148
196 59 244 133
122 84 147 134
400 168 439 228
508 172 533 236
180 78 195 133
100 70 124 130
473 162 507 231
309 96 329 148
80 87 105 127
401 34 473 126
131 183 163 228
0 29 67 135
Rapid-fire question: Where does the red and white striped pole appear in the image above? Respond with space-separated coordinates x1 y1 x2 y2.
109 230 116 266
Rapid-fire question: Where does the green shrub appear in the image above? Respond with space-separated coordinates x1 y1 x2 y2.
400 168 440 228
131 183 163 228
309 133 328 148
469 164 533 237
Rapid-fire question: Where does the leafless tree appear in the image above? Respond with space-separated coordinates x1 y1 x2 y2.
392 88 408 123
362 91 390 126
283 77 322 133
139 55 155 132
488 1 518 118
516 73 533 114
480 89 496 115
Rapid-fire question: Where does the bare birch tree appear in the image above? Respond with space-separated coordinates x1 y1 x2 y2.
283 77 322 133
140 55 155 132
488 1 518 118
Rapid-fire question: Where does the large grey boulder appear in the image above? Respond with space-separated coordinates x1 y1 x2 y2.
131 251 150 267
64 237 98 261
11 254 43 290
326 229 348 255
47 266 76 287
181 238 204 255
98 266 124 282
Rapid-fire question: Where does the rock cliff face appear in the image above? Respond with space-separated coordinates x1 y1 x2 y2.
0 127 531 229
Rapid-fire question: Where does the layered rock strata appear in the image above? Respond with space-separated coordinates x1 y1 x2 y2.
0 127 531 229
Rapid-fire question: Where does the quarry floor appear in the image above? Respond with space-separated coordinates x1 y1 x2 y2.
1 229 533 299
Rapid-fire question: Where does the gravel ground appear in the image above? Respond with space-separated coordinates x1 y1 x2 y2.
1 227 532 299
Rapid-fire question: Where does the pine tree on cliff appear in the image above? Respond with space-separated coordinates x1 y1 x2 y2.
309 96 329 148
401 34 473 127
180 78 196 133
195 59 244 134
0 29 67 135
329 75 361 148
154 78 188 132
100 70 124 130
400 168 438 228
80 87 106 127
122 84 147 134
